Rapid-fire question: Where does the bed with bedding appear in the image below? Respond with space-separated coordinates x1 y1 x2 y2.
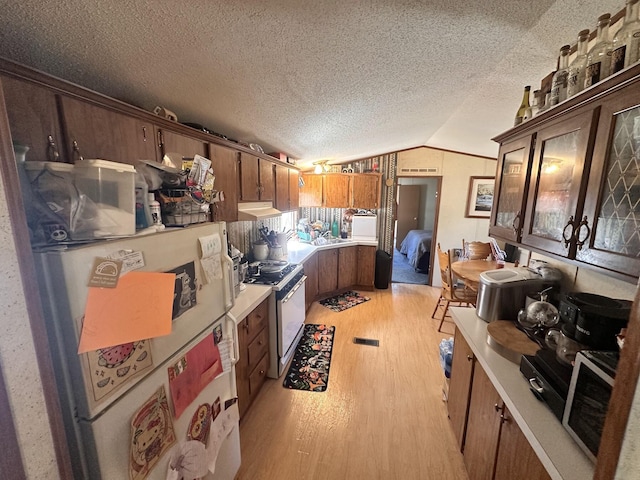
399 229 433 272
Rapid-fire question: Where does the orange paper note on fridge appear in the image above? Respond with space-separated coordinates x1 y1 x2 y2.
168 333 223 418
78 271 175 354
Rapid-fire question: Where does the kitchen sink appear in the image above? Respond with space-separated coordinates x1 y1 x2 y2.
312 237 352 246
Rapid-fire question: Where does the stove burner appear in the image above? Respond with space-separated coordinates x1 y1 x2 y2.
244 263 299 286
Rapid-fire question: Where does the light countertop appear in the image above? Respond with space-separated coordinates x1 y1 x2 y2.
450 307 593 480
229 284 272 323
285 238 378 265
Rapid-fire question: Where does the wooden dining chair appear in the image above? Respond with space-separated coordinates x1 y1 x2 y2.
431 243 478 332
462 239 493 260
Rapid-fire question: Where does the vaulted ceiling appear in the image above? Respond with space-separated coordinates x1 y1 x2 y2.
0 0 624 168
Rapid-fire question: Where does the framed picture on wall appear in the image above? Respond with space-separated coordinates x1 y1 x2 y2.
465 176 495 218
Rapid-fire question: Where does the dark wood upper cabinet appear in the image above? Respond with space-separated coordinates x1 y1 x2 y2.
351 174 381 209
2 75 65 163
239 152 261 201
489 134 534 243
274 163 289 211
520 109 598 257
323 174 351 208
59 95 157 165
299 173 323 206
239 152 275 202
575 88 640 278
289 168 300 210
492 64 640 282
209 143 238 222
156 128 207 168
259 157 274 201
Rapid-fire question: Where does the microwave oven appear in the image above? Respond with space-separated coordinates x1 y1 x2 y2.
351 215 377 240
562 350 618 462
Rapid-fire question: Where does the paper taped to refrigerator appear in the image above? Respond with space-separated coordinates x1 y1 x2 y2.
168 333 222 419
86 340 153 403
78 271 175 353
199 233 223 283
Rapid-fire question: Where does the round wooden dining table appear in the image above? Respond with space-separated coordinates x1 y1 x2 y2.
450 259 515 289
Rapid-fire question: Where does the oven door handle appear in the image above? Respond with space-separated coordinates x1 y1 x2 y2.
281 275 307 304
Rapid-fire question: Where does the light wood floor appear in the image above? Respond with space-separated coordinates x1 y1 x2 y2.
236 284 470 480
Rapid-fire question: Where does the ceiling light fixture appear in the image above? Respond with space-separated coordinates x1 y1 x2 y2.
312 160 331 174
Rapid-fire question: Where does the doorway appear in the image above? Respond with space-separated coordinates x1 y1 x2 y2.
392 176 441 285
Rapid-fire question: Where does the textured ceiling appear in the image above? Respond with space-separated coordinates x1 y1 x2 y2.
0 0 625 167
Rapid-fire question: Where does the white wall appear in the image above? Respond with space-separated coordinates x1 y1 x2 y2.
398 147 496 287
0 174 59 476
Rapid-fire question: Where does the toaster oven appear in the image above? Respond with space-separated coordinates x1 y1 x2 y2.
563 350 618 462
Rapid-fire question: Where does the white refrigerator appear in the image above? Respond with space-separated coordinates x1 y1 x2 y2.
33 222 242 480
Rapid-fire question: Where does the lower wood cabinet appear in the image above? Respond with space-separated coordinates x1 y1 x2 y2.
450 328 551 480
463 363 504 480
493 405 551 480
447 329 475 451
317 249 339 295
235 298 269 419
303 252 319 311
337 246 358 289
313 245 375 300
356 245 375 290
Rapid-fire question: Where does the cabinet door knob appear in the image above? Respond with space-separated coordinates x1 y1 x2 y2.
562 216 575 248
575 216 591 250
466 355 474 362
259 369 265 375
500 413 509 424
494 403 501 412
72 140 84 162
512 211 521 235
46 135 60 162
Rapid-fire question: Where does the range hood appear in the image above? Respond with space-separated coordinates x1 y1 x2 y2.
237 202 282 221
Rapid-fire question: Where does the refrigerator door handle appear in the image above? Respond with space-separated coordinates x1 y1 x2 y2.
221 251 236 311
226 313 240 366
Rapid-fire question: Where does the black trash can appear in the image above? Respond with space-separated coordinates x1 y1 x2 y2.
375 249 392 289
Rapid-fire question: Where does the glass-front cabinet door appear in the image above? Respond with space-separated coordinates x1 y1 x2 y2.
576 90 640 278
521 109 598 256
489 135 534 243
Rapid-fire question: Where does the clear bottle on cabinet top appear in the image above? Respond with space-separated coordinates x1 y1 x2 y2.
549 45 571 106
611 0 640 74
585 13 613 89
567 29 591 98
524 89 544 121
514 86 531 126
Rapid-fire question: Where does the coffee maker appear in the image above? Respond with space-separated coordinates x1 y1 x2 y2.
558 292 632 350
520 292 631 421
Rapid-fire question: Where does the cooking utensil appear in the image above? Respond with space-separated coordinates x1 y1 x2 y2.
253 241 269 261
260 260 288 274
268 244 284 261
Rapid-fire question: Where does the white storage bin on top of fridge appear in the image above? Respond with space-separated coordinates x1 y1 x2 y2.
73 159 136 239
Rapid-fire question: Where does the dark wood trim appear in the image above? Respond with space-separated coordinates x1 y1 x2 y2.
401 145 497 161
0 78 74 478
595 286 640 479
301 146 497 174
0 360 26 480
0 56 298 171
